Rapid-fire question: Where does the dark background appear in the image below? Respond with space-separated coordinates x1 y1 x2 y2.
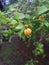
0 0 17 11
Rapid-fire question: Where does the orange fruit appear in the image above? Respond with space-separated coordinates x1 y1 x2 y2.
38 15 44 21
24 28 32 36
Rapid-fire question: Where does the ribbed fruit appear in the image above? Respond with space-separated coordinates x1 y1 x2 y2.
24 28 32 36
38 15 44 21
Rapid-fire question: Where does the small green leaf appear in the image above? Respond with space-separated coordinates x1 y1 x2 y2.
14 12 25 19
39 49 44 54
44 21 49 28
14 24 24 32
25 14 30 19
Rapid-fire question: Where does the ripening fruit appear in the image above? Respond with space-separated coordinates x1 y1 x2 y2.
24 28 32 36
38 15 44 21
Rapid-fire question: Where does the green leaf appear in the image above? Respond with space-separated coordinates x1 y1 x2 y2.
14 12 25 19
2 30 9 37
18 27 25 40
39 49 44 54
28 60 34 65
25 14 30 19
37 5 48 15
25 64 28 65
44 21 49 28
25 59 34 65
11 20 19 26
38 43 43 48
38 0 45 4
14 24 24 31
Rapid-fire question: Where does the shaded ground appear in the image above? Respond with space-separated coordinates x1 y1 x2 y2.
0 35 49 65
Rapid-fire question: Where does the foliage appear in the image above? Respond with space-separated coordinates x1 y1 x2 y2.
0 0 49 65
25 59 34 65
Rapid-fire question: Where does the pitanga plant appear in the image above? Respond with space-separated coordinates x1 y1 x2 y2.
0 3 49 65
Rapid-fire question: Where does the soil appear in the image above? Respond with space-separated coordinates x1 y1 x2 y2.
0 35 49 65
